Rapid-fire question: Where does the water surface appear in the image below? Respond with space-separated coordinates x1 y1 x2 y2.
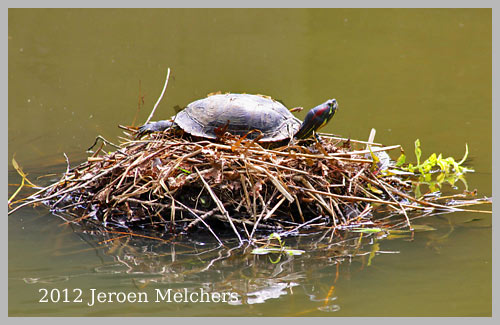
8 8 491 316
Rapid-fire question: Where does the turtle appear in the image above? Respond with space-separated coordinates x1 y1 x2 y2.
137 93 338 143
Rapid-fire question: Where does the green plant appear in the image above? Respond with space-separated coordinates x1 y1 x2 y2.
251 233 305 263
395 140 473 197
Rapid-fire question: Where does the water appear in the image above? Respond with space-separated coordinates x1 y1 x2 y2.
8 9 491 316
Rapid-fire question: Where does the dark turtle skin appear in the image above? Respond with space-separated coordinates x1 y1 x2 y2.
138 93 338 143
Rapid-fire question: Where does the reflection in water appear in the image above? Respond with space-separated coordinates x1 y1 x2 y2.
239 281 299 305
23 275 70 284
36 211 419 312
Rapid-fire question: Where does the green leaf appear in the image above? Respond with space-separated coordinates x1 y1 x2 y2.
436 173 445 184
427 153 437 166
251 247 273 255
351 227 384 233
251 247 282 255
251 246 304 257
367 183 383 194
284 249 305 256
428 182 440 192
458 143 469 166
410 224 437 232
388 224 436 233
414 139 422 166
177 167 191 174
269 254 282 264
385 233 411 240
458 175 469 191
414 183 422 199
268 232 283 246
395 153 406 167
436 158 448 172
367 242 380 266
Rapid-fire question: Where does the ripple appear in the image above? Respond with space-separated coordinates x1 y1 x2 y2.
317 304 341 313
23 275 69 284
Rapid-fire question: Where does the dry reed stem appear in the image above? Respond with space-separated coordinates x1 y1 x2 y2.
145 68 171 125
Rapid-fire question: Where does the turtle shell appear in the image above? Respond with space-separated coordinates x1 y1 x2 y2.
173 93 301 142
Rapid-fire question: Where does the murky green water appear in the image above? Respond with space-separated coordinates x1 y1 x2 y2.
8 9 491 316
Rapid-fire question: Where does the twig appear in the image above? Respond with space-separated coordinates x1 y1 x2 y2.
247 162 294 202
195 167 243 244
280 216 324 236
87 135 121 152
250 196 286 239
288 184 431 211
145 68 171 124
184 206 220 231
174 199 224 246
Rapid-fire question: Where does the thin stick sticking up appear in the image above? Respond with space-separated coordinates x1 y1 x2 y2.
145 68 171 125
366 128 377 150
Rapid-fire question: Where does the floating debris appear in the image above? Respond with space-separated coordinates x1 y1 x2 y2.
8 125 490 244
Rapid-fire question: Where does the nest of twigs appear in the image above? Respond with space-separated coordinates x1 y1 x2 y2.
12 124 478 244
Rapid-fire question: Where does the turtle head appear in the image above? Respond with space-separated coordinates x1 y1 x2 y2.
294 99 338 139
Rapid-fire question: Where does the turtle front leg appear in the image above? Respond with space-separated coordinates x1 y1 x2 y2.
314 132 323 144
313 131 330 155
136 120 175 138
